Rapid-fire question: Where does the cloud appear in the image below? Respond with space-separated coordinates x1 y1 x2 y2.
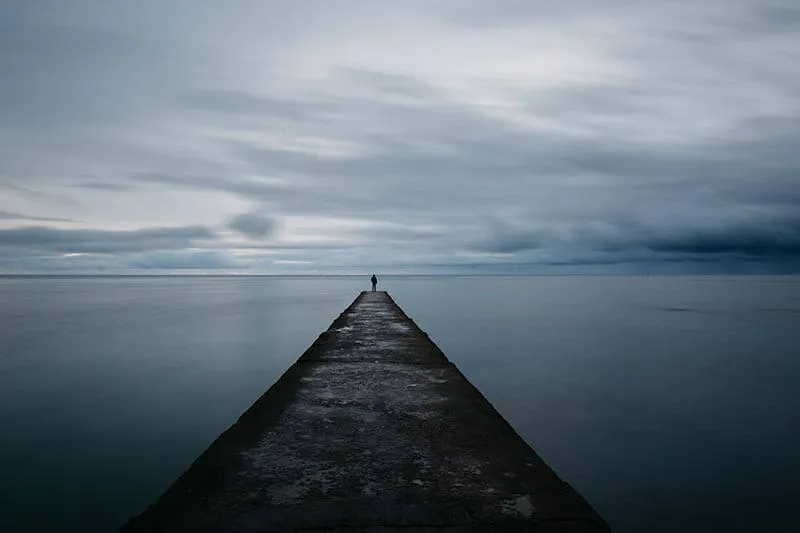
137 173 284 201
337 67 445 100
0 1 798 273
0 226 215 254
180 89 339 122
470 220 547 254
129 250 238 270
0 210 74 223
470 213 800 264
227 212 276 238
75 182 135 192
646 217 800 257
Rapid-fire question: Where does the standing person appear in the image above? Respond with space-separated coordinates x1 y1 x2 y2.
370 274 378 291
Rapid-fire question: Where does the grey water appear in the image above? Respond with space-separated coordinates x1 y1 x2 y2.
1 276 798 533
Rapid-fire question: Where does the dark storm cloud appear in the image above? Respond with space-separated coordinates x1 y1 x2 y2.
472 214 800 262
0 226 215 254
227 212 276 238
646 218 800 257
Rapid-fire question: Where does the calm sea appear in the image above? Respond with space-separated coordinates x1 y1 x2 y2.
1 276 798 532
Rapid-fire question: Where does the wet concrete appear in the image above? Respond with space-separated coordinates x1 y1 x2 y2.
122 291 609 532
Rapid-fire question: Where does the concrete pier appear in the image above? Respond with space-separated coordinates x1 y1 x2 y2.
122 291 609 532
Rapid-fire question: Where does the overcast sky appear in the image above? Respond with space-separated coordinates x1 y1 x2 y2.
1 0 798 274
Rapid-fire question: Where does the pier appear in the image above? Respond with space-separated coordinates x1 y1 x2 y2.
122 291 609 532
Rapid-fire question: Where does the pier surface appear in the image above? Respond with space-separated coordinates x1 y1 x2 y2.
123 291 608 532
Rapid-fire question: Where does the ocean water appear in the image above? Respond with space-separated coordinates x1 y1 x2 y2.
0 275 798 533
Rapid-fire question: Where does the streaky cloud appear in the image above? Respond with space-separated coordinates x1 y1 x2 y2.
0 210 75 223
0 225 216 254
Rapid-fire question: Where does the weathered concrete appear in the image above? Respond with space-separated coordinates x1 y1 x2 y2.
122 291 609 532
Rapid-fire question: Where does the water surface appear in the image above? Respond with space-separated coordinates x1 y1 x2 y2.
1 276 798 532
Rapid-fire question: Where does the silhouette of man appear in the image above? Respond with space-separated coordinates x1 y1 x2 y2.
370 274 378 291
